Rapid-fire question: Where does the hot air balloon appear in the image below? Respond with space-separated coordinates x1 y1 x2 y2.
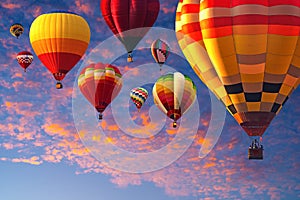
29 11 90 89
101 0 160 62
78 62 123 120
16 51 33 72
176 0 300 159
130 87 148 111
10 23 24 38
153 72 197 128
151 39 170 71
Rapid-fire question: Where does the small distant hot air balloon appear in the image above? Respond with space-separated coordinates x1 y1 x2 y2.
29 11 90 89
101 0 160 62
153 72 197 128
130 87 148 111
78 63 123 120
176 0 300 159
10 23 24 38
16 51 33 72
151 39 170 71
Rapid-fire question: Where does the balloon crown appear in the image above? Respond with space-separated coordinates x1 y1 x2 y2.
47 10 78 15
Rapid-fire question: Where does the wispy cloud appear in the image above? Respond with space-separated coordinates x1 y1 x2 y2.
0 2 21 9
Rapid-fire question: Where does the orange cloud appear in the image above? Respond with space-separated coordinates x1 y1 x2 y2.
0 2 21 9
43 123 68 137
203 161 217 169
2 143 14 149
12 72 23 79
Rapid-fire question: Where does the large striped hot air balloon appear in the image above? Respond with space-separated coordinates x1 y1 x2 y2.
78 63 123 120
29 11 90 89
176 0 300 159
130 87 148 111
151 39 170 71
101 0 160 62
153 72 197 128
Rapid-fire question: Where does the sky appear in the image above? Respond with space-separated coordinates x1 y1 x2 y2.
0 0 299 200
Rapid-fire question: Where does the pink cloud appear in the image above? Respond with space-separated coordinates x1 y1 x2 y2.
0 2 21 9
161 7 175 14
73 0 93 15
4 101 40 118
11 156 42 165
0 41 299 200
29 6 42 17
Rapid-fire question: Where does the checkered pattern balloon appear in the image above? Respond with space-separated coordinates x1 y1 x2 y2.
130 87 148 110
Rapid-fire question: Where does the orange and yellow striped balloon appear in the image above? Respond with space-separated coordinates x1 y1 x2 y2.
29 11 90 89
176 0 300 136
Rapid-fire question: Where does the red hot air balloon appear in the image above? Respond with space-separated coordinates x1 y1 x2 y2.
78 62 123 120
16 51 33 72
101 0 160 62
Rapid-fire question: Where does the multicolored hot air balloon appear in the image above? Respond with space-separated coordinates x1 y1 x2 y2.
176 0 300 159
101 0 160 62
16 51 33 72
130 87 148 111
78 63 123 120
151 39 170 71
29 11 90 89
153 72 197 128
10 23 24 38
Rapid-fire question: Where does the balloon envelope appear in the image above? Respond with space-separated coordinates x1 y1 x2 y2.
101 0 160 61
152 72 197 127
16 51 33 72
29 11 90 88
130 87 148 110
78 62 123 119
10 23 24 38
151 39 170 69
176 0 300 136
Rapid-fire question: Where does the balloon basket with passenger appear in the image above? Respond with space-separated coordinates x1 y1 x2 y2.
248 137 263 160
56 82 63 89
127 52 133 63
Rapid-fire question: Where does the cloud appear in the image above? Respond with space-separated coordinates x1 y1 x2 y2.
0 2 21 9
1 142 14 149
1 79 299 199
73 0 93 15
161 6 175 14
11 156 42 165
30 5 42 17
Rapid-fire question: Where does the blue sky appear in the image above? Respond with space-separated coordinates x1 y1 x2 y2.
0 0 299 200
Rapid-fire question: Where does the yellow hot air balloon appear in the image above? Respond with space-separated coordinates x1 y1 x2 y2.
10 23 24 38
29 11 90 89
176 0 300 159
